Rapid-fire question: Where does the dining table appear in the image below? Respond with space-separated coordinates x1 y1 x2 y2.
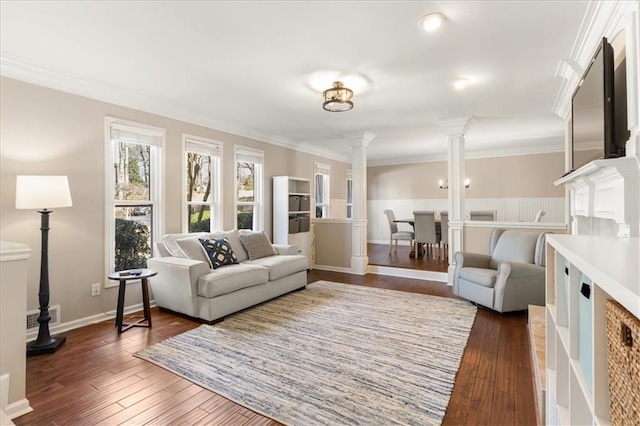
393 218 442 258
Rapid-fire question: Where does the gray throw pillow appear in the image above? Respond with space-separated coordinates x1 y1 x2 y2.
239 231 277 260
175 237 209 264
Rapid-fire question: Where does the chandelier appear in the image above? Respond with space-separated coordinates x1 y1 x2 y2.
322 81 354 112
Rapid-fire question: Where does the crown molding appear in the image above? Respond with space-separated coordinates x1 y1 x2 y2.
343 131 378 148
437 116 475 136
368 140 565 167
552 0 636 119
0 53 351 163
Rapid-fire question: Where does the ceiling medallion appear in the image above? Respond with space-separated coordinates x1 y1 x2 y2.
322 81 354 112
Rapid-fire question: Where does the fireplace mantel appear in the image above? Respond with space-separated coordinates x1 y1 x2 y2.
555 156 640 237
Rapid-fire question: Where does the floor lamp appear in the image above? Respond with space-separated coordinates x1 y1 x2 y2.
16 175 72 356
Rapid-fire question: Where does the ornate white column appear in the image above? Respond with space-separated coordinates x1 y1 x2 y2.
438 116 474 281
344 131 376 275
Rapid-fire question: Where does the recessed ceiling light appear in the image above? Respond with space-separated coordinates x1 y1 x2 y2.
420 12 446 32
452 78 470 90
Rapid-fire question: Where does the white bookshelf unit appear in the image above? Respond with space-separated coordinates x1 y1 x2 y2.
545 234 640 425
273 176 313 268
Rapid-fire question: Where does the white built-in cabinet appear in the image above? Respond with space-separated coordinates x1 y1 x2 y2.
545 234 639 426
273 176 313 268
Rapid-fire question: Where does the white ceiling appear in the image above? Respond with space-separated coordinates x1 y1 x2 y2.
0 1 589 165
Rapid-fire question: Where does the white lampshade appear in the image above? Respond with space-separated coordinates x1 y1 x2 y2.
15 175 73 210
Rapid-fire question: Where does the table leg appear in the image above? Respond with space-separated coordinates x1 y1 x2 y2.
116 280 126 333
141 278 152 327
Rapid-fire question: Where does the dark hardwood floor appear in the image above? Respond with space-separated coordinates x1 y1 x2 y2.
367 243 449 272
15 270 536 425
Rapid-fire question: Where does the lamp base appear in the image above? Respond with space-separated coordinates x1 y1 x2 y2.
27 336 66 356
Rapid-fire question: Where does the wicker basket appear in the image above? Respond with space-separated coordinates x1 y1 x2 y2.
605 299 640 426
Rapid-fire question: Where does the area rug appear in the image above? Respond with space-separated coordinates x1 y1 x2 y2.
135 281 477 425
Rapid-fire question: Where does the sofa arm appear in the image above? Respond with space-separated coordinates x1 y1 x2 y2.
146 256 210 318
272 244 299 255
494 261 546 312
452 252 492 295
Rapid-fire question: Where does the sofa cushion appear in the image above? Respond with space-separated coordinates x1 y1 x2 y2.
244 254 308 281
175 236 209 263
198 263 268 298
240 231 277 260
163 232 207 258
459 267 498 288
209 229 248 262
199 238 239 269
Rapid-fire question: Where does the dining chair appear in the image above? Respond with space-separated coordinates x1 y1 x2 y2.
440 211 449 261
383 209 414 254
469 210 497 221
412 211 437 258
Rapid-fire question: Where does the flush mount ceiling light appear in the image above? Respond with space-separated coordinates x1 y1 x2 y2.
420 12 446 32
452 78 470 90
322 81 354 112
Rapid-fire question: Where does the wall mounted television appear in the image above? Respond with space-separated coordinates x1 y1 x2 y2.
571 36 626 172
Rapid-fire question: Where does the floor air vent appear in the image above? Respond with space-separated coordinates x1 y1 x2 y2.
26 305 60 331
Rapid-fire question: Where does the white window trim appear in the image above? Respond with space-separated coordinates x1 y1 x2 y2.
234 145 265 231
182 134 222 233
314 162 330 218
104 117 165 288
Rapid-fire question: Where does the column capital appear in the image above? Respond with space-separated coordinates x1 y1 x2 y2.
438 116 475 136
343 131 377 148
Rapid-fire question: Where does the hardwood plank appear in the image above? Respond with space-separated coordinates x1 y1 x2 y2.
14 269 537 426
140 388 216 425
491 390 516 426
467 378 494 426
167 407 211 425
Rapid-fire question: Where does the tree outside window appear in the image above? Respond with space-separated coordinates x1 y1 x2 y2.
236 161 255 229
113 141 153 271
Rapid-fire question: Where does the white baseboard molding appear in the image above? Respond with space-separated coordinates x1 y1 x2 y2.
3 398 31 420
313 264 354 274
367 265 448 283
26 301 156 342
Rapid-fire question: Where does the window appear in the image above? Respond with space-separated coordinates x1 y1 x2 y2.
314 162 330 218
235 146 264 230
183 135 222 233
346 169 353 219
105 118 164 276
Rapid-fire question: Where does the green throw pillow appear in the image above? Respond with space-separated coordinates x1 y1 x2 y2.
199 238 239 269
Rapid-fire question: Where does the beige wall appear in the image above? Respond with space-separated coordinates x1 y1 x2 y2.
0 77 349 324
368 152 565 200
313 221 352 269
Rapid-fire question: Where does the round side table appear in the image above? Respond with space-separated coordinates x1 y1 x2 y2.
107 268 157 334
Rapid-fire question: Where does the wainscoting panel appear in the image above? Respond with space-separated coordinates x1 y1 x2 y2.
368 198 565 242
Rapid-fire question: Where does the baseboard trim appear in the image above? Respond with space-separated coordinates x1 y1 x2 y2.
367 265 448 283
26 301 156 342
313 265 354 274
4 398 31 420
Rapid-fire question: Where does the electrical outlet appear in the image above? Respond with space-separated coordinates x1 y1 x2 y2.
91 283 101 296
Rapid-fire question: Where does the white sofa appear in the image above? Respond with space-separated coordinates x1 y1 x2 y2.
147 229 308 323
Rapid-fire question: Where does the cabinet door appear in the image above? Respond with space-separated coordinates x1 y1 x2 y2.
289 233 311 264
